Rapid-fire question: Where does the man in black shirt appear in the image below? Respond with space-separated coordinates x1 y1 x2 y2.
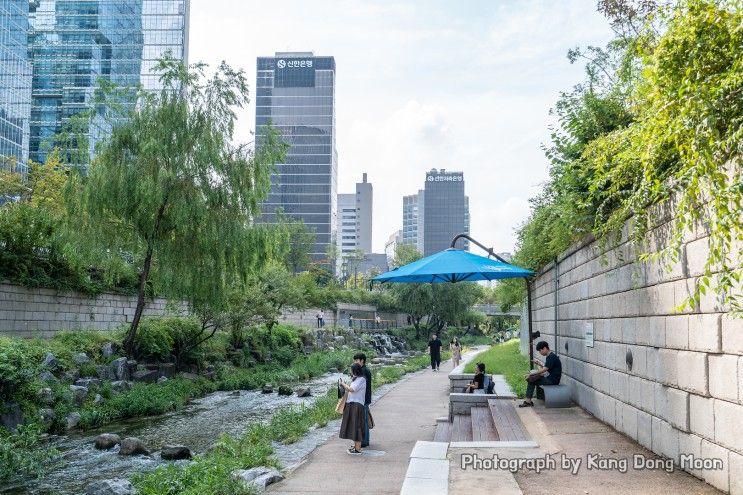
519 341 562 407
353 352 372 447
427 334 443 371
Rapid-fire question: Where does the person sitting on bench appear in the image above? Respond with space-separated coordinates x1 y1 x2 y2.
464 363 486 393
519 341 562 407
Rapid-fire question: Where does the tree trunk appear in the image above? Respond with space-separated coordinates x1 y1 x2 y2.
123 245 154 356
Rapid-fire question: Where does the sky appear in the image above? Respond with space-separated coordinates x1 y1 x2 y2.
188 0 615 254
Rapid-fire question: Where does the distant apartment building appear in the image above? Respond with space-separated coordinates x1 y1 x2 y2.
337 173 373 258
256 52 337 265
401 190 424 254
384 230 402 266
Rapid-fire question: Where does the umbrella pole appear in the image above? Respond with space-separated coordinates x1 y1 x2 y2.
526 278 534 370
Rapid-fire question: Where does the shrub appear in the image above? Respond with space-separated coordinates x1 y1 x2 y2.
0 423 58 482
134 319 175 362
0 338 36 403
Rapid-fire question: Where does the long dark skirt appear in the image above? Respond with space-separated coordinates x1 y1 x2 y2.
339 401 365 441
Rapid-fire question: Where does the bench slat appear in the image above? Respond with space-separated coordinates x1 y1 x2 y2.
470 406 498 441
488 399 530 441
452 414 473 442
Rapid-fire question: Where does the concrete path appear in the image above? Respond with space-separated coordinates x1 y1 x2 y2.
267 354 460 495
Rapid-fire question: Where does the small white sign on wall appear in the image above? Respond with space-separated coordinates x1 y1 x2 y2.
585 322 594 347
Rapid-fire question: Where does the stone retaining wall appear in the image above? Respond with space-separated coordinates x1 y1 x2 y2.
529 221 743 493
0 282 409 337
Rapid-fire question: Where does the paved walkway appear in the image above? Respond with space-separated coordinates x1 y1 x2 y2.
447 397 722 495
267 355 459 495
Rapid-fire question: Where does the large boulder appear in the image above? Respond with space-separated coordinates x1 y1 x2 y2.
62 368 80 383
110 381 133 394
160 444 192 460
232 467 284 492
96 365 114 381
41 352 59 370
39 370 57 383
101 342 115 358
73 352 91 365
295 388 312 398
39 408 55 427
66 412 81 430
94 433 121 450
131 370 159 383
118 437 149 456
0 402 23 432
278 385 293 396
69 385 89 406
157 376 168 384
159 363 176 378
126 360 138 378
261 384 274 394
178 372 199 381
94 394 104 406
38 387 54 405
85 479 135 495
110 357 129 381
75 378 101 388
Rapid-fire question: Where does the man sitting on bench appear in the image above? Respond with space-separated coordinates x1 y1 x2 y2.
519 341 562 407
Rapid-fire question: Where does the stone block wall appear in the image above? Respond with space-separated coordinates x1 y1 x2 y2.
0 282 410 337
530 224 743 493
0 283 186 338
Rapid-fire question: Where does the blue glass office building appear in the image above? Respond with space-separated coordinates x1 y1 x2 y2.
256 52 338 265
24 0 189 165
0 0 32 167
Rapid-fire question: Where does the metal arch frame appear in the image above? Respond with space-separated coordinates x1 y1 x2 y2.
450 233 536 370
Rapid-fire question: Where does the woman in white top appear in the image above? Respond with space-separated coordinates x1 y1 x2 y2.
339 363 367 455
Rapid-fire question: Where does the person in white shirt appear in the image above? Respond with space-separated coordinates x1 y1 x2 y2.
339 363 367 455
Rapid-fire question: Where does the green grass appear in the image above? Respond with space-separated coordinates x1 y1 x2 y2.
464 339 529 397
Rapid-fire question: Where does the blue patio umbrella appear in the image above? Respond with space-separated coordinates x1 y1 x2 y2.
373 248 533 284
372 233 538 368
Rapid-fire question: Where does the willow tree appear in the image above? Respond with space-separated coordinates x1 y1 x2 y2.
83 56 287 355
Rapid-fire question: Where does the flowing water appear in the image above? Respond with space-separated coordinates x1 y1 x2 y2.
2 372 350 495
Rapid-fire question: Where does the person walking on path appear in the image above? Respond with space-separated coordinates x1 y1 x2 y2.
427 334 442 371
354 353 372 448
316 310 324 328
339 363 367 455
450 337 462 368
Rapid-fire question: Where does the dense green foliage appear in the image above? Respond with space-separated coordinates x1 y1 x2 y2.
0 423 58 482
133 425 275 495
498 0 743 311
464 339 529 398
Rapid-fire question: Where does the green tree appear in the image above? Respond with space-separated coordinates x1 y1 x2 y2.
82 56 288 355
276 213 315 274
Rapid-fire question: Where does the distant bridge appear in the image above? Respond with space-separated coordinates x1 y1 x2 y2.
472 304 521 317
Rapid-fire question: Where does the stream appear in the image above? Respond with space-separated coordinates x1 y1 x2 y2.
2 371 353 495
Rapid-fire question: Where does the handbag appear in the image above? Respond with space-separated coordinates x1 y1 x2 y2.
368 409 375 429
337 379 345 399
335 391 347 414
527 372 543 383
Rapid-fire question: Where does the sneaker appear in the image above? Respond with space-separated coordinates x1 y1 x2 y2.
518 401 534 408
347 448 362 455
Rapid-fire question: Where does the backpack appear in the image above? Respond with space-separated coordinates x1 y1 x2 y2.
485 374 495 394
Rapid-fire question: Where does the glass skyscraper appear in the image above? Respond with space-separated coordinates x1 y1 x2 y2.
25 0 189 165
0 0 32 167
256 52 338 266
423 169 469 255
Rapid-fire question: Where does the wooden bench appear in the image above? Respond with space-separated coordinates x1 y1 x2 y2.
487 399 530 441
